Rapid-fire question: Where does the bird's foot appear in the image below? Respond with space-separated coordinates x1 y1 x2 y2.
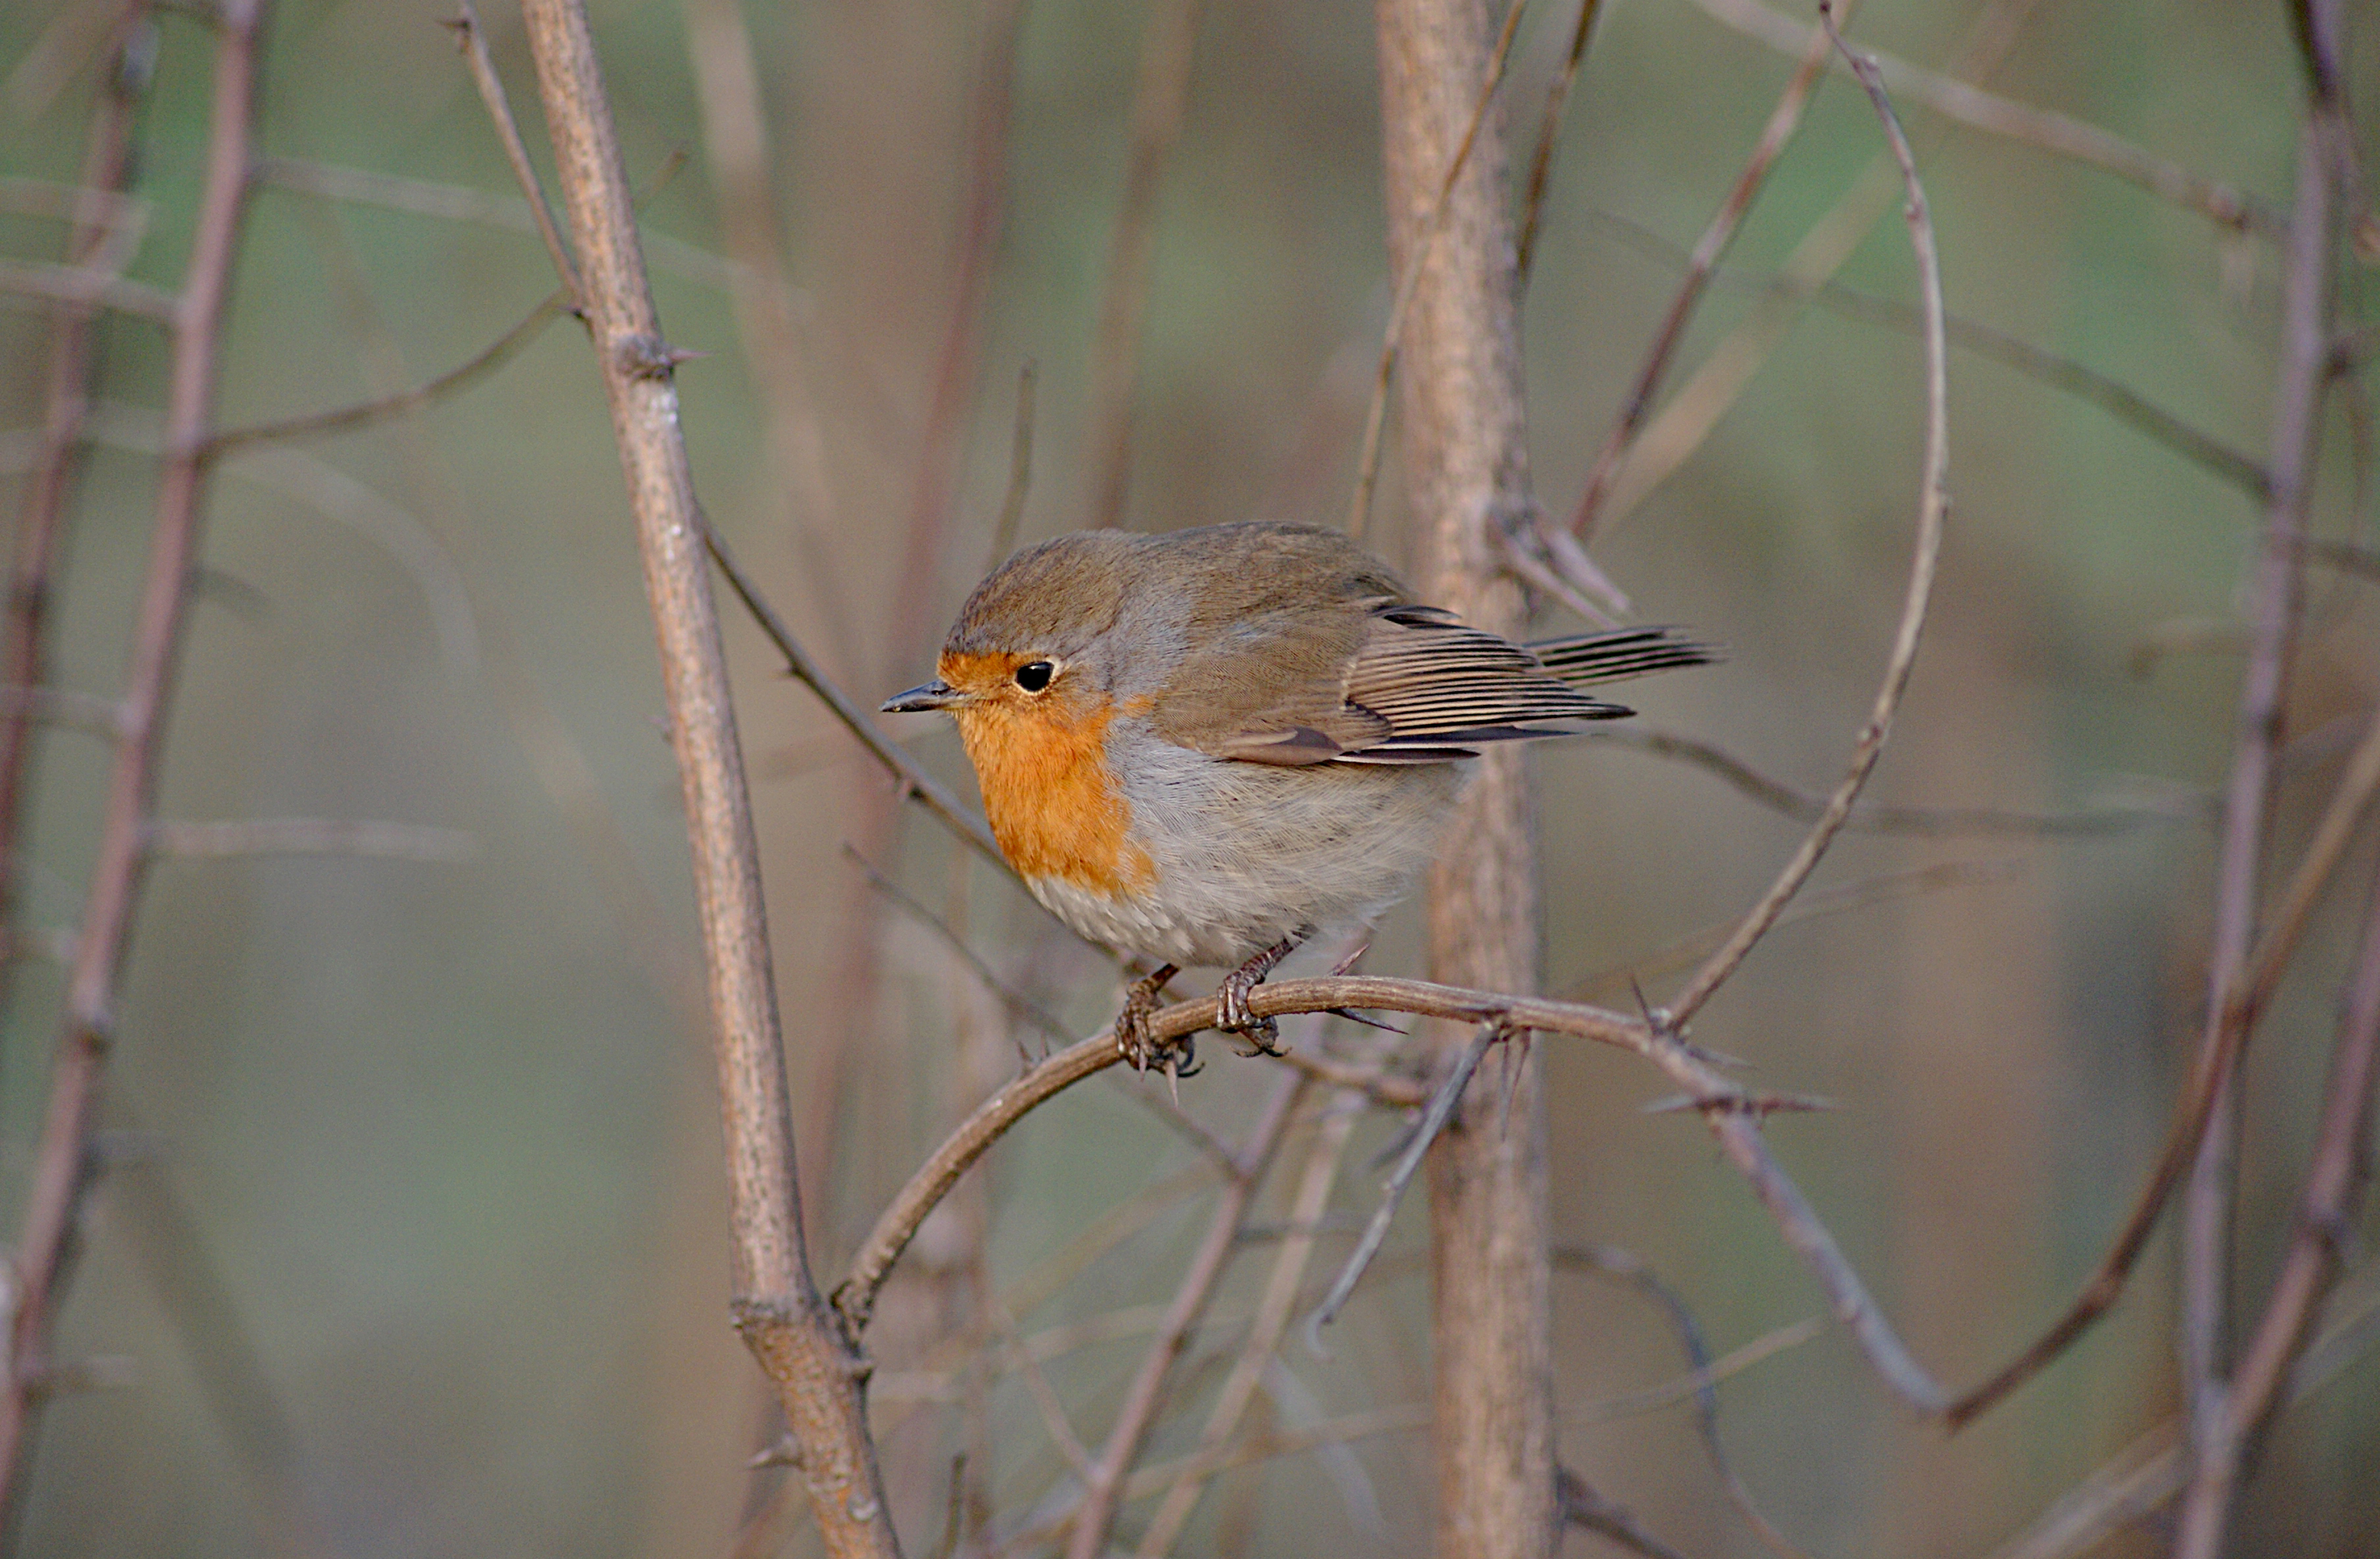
1216 931 1307 1057
1115 964 1195 1077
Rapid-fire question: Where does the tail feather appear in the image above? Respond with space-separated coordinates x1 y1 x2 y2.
1527 625 1717 687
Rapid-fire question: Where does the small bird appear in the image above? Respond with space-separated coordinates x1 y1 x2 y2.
883 520 1710 1071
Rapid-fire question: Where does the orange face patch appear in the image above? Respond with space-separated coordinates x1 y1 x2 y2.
938 651 1156 896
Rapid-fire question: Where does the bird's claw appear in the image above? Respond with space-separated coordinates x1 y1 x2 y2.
1216 974 1283 1056
1116 963 1194 1077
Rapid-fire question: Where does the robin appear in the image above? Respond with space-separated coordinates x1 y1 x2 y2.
882 520 1710 1072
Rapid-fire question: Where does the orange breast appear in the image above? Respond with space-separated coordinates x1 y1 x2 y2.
954 693 1156 896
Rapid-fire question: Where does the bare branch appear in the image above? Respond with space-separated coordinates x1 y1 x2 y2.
1591 726 2198 837
1511 0 1602 285
0 257 176 323
1664 4 1951 1030
1683 0 2279 238
207 290 569 454
1306 1023 1497 1345
452 2 581 305
1568 0 1834 539
510 2 894 1552
839 970 1946 1414
145 818 477 862
1063 1073 1306 1559
0 0 269 1529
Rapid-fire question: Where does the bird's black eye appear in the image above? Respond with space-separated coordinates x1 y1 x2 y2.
1014 660 1055 693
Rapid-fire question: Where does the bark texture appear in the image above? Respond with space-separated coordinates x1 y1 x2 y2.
1375 1 1557 1554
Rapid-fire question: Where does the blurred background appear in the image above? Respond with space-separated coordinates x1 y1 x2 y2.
2 0 2376 1553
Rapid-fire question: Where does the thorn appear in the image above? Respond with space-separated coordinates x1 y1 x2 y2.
1325 1006 1407 1034
748 1436 804 1470
1329 940 1372 976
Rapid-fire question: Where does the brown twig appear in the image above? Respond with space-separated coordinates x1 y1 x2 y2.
1511 0 1602 286
0 0 269 1534
1555 1466 1691 1559
207 290 569 454
510 3 895 1554
0 258 175 322
1133 1027 1390 1555
1567 0 1838 540
1083 0 1205 530
2170 15 2345 1540
2173 860 2380 1556
1345 0 1528 543
0 0 150 1008
839 971 1946 1414
1663 2 1950 1031
1683 0 2279 239
703 520 1010 878
1306 1023 1497 1345
1592 726 2197 837
452 2 581 305
1949 77 2345 1437
1062 1071 1306 1559
1552 1245 1809 1557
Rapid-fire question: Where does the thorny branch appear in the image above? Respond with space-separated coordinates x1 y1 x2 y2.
1662 2 1951 1032
838 971 1947 1414
0 0 270 1534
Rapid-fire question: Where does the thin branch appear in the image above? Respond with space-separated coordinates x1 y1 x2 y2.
451 2 580 305
1553 1244 1809 1557
0 258 176 323
510 3 895 1554
253 154 729 288
1984 1264 2380 1559
2177 859 2380 1552
1568 0 1837 538
0 13 151 977
2173 22 2348 1538
1061 1075 1306 1559
703 520 1012 879
1083 0 1205 530
1133 1033 1391 1555
1512 0 1602 286
1951 97 2343 1437
1664 3 1951 1030
1306 1024 1497 1346
207 289 569 453
1556 1466 1691 1559
145 818 477 862
1682 0 2280 239
1592 726 2197 837
838 970 1946 1414
0 0 269 1532
1345 0 1528 542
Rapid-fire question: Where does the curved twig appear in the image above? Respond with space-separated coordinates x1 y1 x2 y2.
1664 4 1951 1030
836 970 1946 1413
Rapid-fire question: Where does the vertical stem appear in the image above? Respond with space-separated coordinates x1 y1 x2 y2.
0 0 268 1535
1374 2 1555 1554
0 1 150 974
511 4 898 1554
2172 36 2342 1548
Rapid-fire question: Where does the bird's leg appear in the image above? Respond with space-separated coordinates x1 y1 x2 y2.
1215 929 1307 1056
1114 963 1182 1075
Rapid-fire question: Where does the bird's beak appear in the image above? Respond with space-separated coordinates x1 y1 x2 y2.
882 680 966 713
